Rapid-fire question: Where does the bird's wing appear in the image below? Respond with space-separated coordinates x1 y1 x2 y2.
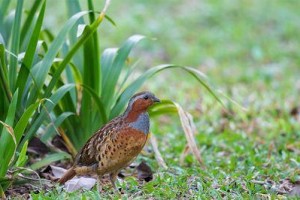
74 116 125 166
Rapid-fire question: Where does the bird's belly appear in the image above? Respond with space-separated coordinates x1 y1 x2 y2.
98 128 148 174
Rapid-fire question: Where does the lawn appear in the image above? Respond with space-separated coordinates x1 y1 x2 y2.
2 0 300 199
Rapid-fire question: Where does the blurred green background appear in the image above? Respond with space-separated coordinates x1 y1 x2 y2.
44 0 300 104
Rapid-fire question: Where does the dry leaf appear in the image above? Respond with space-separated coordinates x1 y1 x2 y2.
63 177 96 192
149 134 168 169
173 102 204 165
51 165 67 178
136 161 153 182
290 184 300 196
50 165 97 192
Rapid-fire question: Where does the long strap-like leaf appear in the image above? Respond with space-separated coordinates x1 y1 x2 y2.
27 11 89 106
0 90 18 177
110 64 224 119
8 0 23 91
16 0 46 109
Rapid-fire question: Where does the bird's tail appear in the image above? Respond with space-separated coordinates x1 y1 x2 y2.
58 167 76 184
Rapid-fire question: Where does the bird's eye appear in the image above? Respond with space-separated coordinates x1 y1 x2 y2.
143 95 149 100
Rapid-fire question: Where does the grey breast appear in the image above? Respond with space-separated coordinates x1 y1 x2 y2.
128 112 150 135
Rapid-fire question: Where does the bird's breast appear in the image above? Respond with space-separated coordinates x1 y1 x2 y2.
128 112 149 135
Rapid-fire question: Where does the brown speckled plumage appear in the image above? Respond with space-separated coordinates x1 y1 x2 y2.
58 91 160 190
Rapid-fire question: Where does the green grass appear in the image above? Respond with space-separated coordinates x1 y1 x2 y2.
6 0 300 199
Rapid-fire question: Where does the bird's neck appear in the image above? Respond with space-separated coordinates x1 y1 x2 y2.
124 109 142 121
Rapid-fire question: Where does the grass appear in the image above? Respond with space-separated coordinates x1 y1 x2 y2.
7 0 300 199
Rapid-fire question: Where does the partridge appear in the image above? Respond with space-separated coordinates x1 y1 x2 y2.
58 91 160 190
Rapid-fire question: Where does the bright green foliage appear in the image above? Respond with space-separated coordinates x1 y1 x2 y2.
0 0 220 196
0 0 109 194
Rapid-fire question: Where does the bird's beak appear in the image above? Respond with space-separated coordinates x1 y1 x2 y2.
152 96 160 103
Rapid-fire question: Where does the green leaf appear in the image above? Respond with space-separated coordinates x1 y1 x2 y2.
0 183 4 199
80 84 107 124
27 11 89 105
21 84 76 147
102 35 146 109
8 0 23 91
100 48 117 106
20 0 43 46
0 43 11 103
110 64 224 119
0 90 18 177
149 102 178 117
104 15 116 27
14 103 39 144
15 140 28 167
43 9 108 98
0 101 38 174
41 112 74 142
80 25 101 138
65 0 84 70
2 101 39 168
16 0 46 108
30 152 71 170
0 0 10 25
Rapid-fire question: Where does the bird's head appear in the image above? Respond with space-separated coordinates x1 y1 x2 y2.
124 91 160 117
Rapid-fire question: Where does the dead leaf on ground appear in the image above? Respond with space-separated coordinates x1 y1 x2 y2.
51 165 97 192
290 184 300 197
136 161 153 182
290 106 300 117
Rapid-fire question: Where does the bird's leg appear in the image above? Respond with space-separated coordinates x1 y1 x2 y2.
109 171 120 192
97 174 102 193
109 170 121 195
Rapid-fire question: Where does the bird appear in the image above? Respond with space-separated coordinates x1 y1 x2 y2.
58 91 160 191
